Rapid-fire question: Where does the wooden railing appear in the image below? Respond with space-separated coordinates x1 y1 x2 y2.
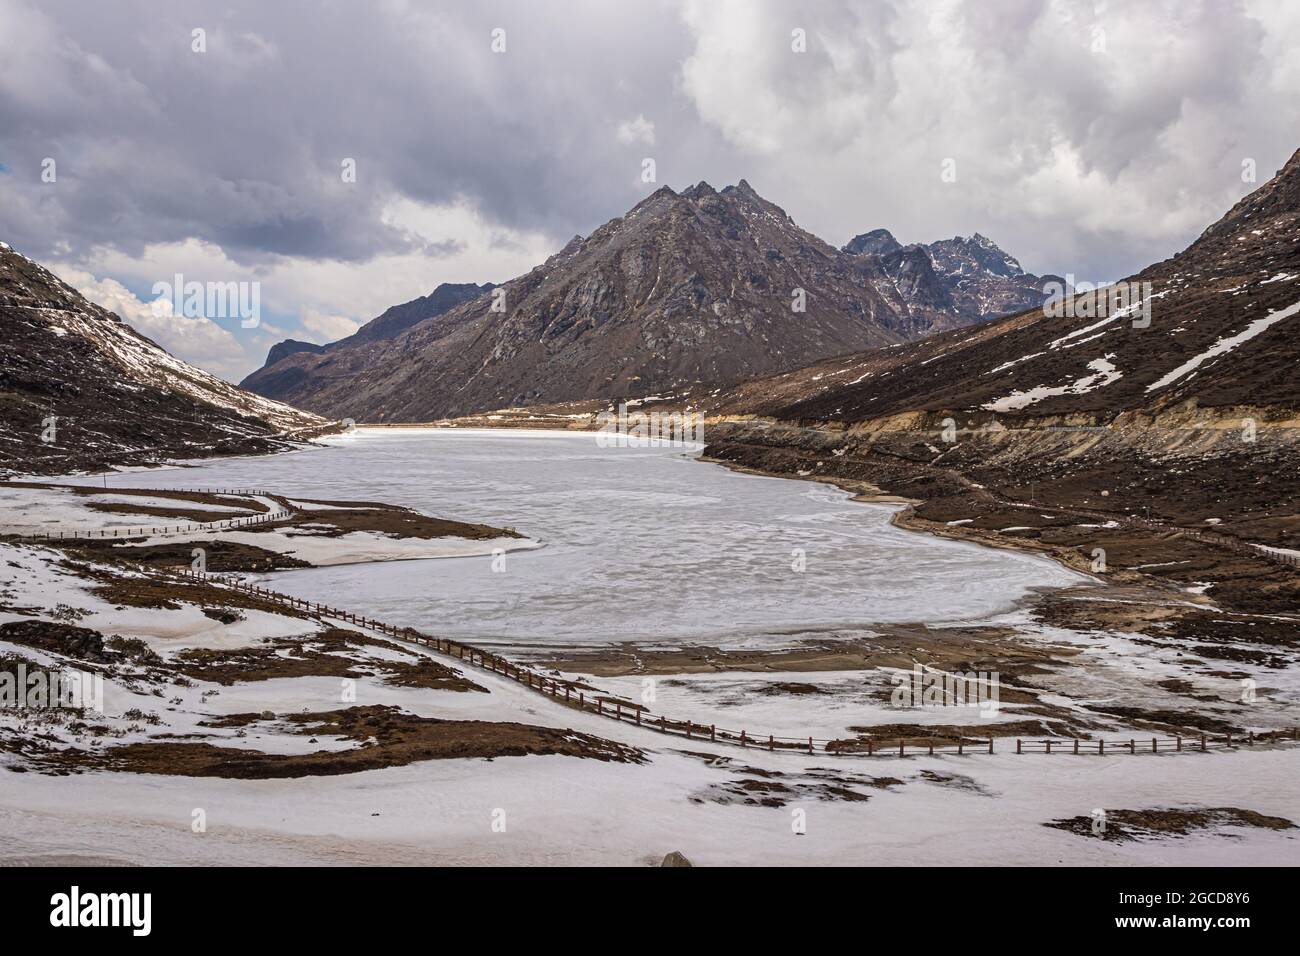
172 568 1300 760
5 488 290 541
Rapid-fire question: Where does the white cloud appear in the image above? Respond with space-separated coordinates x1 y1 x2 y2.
51 266 250 381
49 198 557 381
5 0 1299 381
616 114 656 146
299 308 360 343
676 0 1300 279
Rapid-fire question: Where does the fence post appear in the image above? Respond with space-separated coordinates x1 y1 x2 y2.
988 738 993 754
740 730 747 748
768 734 774 752
808 736 813 754
867 739 873 756
1151 737 1157 753
899 738 904 757
1129 739 1135 754
1045 740 1052 754
1016 739 1022 755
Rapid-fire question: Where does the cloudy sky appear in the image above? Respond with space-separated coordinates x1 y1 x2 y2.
2 0 1297 381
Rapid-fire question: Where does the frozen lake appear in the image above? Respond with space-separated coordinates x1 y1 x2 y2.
80 428 1083 649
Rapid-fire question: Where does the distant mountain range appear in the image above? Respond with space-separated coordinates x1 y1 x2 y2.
0 242 327 475
242 281 493 403
843 228 1068 332
240 180 1063 421
707 149 1300 422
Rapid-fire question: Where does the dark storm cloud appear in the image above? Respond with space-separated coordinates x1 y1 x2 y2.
0 0 694 264
1 0 1297 332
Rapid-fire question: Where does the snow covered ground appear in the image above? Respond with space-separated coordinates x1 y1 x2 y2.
0 484 262 535
2 430 1294 866
1 482 539 567
2 535 1296 867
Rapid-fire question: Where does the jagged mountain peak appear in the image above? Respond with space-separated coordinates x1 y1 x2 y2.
844 229 902 257
241 181 1071 422
926 234 1024 278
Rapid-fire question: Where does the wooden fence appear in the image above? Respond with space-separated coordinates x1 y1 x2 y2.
7 487 290 542
1127 517 1300 568
172 567 1299 761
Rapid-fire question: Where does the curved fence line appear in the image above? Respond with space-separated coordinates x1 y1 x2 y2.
8 488 292 542
174 568 1300 760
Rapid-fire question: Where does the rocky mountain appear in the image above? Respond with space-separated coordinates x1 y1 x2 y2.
252 281 495 371
242 181 918 420
0 241 331 475
843 229 1069 331
713 150 1300 423
696 149 1300 563
241 281 492 402
242 182 1059 422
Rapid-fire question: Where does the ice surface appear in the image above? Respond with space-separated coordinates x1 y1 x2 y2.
70 428 1084 649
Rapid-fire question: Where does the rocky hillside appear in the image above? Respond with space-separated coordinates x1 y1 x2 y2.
241 181 1056 422
843 230 1069 332
241 281 494 398
0 242 331 475
695 150 1300 571
714 150 1300 423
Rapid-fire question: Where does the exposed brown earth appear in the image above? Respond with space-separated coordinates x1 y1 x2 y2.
82 502 259 523
1044 807 1296 842
174 627 486 693
250 506 520 541
80 705 642 778
542 624 1080 678
69 538 312 573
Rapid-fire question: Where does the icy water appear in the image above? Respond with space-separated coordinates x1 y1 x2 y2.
84 428 1082 649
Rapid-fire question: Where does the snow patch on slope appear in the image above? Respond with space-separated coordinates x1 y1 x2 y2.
983 356 1123 412
1145 299 1300 393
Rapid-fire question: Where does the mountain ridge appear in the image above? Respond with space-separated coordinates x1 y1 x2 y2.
0 241 331 475
241 181 1062 421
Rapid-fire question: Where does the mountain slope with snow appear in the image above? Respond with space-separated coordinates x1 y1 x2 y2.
0 241 331 475
710 150 1300 423
241 182 1063 422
